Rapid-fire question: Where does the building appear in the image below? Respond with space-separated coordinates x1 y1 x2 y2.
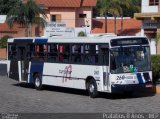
0 0 97 38
35 0 96 28
134 0 160 54
92 17 142 36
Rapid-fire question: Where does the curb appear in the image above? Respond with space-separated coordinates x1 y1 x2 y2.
138 85 160 95
145 85 160 95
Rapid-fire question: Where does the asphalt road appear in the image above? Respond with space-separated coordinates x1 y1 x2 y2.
1 75 160 113
0 63 160 119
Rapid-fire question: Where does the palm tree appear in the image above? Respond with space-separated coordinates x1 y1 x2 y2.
0 0 20 14
98 0 132 34
6 0 47 37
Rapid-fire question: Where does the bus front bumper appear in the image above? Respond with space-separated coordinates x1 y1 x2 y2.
111 83 152 93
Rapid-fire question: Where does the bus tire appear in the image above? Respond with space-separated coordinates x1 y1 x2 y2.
34 74 43 90
87 79 98 98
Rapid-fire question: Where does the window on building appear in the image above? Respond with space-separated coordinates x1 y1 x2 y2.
51 15 61 22
79 14 87 18
149 0 159 6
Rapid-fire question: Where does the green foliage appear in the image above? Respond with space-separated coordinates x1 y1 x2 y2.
6 0 46 37
151 55 160 84
78 31 86 37
155 35 160 54
93 0 141 17
0 0 20 14
0 35 11 48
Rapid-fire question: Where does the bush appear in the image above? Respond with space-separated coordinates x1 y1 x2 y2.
151 55 160 84
78 31 86 37
0 35 11 48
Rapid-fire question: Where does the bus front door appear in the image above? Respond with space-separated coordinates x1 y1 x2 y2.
17 46 28 82
101 47 110 91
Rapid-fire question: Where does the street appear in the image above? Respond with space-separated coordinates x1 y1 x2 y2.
0 64 160 113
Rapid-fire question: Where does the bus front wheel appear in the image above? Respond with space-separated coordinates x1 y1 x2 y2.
34 74 43 90
87 80 98 98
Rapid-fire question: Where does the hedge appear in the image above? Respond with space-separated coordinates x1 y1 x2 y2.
151 55 160 84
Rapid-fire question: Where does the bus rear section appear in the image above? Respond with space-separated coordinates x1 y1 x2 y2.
109 37 152 94
7 38 33 82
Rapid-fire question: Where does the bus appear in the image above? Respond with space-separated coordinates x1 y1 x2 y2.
7 36 152 98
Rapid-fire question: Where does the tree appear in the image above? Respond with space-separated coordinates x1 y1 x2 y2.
6 0 47 37
93 0 141 18
123 0 141 17
96 0 132 34
155 35 160 54
0 0 20 14
78 31 86 37
0 35 11 48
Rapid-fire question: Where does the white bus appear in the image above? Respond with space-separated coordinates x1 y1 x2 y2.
7 36 152 98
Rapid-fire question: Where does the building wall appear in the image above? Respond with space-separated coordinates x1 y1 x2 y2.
141 0 158 13
0 48 6 59
75 7 92 28
0 24 40 38
92 18 141 36
44 7 93 29
47 8 76 28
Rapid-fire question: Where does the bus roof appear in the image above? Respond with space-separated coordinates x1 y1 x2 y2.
7 36 148 44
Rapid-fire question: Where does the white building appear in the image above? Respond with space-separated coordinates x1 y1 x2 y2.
135 0 160 54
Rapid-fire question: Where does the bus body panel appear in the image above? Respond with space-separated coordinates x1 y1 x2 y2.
42 63 104 91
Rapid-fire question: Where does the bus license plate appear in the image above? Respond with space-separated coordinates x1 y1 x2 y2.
145 84 153 88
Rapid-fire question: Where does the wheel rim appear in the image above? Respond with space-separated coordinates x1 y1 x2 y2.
89 84 95 93
35 77 40 87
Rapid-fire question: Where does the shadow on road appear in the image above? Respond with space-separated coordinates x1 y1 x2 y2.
13 82 156 99
0 64 7 76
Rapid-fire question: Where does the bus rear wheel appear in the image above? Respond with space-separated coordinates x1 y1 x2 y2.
87 80 98 98
34 74 43 90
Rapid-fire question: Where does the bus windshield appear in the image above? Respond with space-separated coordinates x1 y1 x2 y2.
110 46 151 74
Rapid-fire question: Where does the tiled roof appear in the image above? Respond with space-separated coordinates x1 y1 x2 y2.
92 18 142 36
34 0 97 8
82 0 97 7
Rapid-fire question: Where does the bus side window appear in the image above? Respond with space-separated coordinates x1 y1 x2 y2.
84 44 98 64
27 44 35 60
59 45 63 62
71 44 83 63
35 44 44 60
48 44 58 62
59 44 70 63
8 44 17 60
36 44 40 58
101 47 109 65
